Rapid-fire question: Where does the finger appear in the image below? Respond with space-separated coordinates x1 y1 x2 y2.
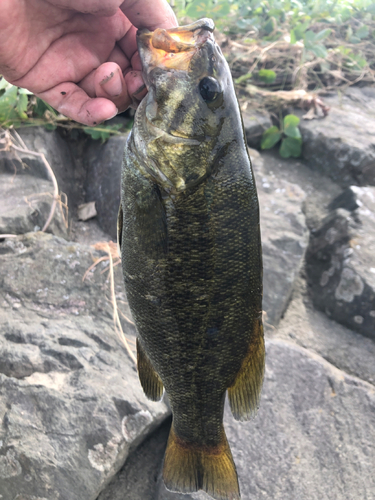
44 0 124 16
108 44 131 70
94 63 133 113
79 53 130 97
124 70 147 108
36 82 118 125
11 14 130 94
120 0 178 30
93 64 146 112
116 24 139 64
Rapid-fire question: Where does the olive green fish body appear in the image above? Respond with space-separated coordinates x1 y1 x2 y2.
119 19 264 500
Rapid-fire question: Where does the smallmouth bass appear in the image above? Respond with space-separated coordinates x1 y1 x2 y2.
118 18 264 500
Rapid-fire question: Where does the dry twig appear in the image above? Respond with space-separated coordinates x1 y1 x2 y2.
0 128 67 236
83 241 137 365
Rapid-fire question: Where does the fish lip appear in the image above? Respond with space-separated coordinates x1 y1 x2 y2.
137 18 215 48
136 18 215 81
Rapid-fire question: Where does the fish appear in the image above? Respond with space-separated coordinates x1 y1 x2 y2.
118 18 264 500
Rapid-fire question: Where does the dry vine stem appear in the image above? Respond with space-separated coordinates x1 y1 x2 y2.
240 86 330 117
83 241 137 365
225 25 375 93
0 128 66 237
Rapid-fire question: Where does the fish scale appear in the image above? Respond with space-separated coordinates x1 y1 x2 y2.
118 18 264 500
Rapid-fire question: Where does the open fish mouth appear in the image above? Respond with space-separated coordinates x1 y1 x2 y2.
137 18 215 77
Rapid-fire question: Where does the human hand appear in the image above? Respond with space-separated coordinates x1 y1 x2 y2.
0 0 177 125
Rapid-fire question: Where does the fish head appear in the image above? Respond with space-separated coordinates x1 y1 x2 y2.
134 19 241 193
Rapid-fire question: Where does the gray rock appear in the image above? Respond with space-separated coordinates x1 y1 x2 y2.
0 127 130 237
84 135 129 239
243 110 272 149
228 339 375 500
0 174 68 238
0 128 85 213
306 186 375 339
97 418 171 500
298 87 375 187
250 150 309 326
274 274 375 386
0 233 170 500
147 339 375 500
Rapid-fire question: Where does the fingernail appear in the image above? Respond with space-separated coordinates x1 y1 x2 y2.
133 84 146 96
100 70 123 97
130 84 147 109
108 107 119 120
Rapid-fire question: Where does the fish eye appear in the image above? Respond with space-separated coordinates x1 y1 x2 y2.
199 77 221 103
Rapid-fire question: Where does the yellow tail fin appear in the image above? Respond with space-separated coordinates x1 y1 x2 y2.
163 425 240 500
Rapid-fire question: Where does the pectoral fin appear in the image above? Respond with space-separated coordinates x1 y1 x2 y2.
228 318 265 421
137 338 164 401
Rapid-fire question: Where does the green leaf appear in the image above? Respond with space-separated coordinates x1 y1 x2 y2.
283 114 300 128
44 123 58 131
354 56 367 69
340 7 352 22
258 69 276 84
284 114 302 139
0 78 11 91
16 92 28 120
355 25 369 39
211 0 231 16
83 127 112 141
33 98 50 118
313 28 331 41
83 124 123 142
261 126 282 149
284 114 301 139
237 18 253 30
290 22 311 43
309 44 328 58
44 102 58 117
33 98 58 118
263 17 276 35
303 30 328 57
237 16 261 31
0 85 19 122
279 137 302 158
284 125 301 139
186 0 211 18
304 30 317 43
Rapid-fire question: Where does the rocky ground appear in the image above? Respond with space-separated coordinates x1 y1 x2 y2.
0 87 374 500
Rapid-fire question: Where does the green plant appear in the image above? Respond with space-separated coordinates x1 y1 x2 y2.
291 27 332 59
0 78 31 125
170 0 374 91
261 114 302 158
0 77 131 141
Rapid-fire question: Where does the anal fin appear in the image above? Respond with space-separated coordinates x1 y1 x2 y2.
228 318 265 421
163 425 240 500
137 338 164 401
